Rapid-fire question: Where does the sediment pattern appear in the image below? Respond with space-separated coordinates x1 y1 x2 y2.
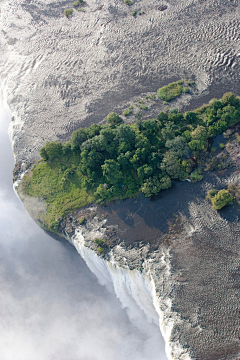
0 0 240 168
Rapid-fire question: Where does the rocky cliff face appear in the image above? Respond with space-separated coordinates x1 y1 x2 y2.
1 0 240 359
58 161 240 359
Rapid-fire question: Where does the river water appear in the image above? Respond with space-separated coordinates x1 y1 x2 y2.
0 100 167 359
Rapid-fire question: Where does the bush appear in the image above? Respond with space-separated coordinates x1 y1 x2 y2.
64 8 73 17
157 81 183 101
206 189 218 200
169 107 178 114
131 10 137 16
78 217 85 224
78 8 85 11
190 168 203 183
211 189 234 210
137 105 148 110
97 246 104 254
94 238 105 247
105 112 122 126
73 0 83 4
219 143 225 149
183 87 190 93
124 0 133 4
123 108 133 116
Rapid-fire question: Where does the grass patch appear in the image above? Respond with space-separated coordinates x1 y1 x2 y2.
123 109 133 116
64 8 73 17
72 0 83 5
78 216 85 224
21 159 94 231
137 104 148 110
157 80 184 101
97 246 104 254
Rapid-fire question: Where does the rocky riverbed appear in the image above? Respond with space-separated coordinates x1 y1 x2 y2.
1 0 240 359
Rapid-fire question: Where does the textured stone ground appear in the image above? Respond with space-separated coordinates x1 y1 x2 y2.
0 0 240 167
0 0 240 359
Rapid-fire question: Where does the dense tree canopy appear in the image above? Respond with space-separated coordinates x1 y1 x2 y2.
24 93 240 230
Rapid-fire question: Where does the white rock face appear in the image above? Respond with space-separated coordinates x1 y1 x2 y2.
72 229 191 360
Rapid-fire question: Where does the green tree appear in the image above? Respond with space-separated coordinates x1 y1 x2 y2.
40 146 48 160
161 152 182 179
165 136 189 157
184 111 197 124
141 175 171 197
210 189 234 210
102 159 122 184
43 141 63 161
95 184 108 200
71 128 87 148
105 112 122 126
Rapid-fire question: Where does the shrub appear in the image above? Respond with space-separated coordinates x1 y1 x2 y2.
94 238 105 247
123 108 133 116
78 217 85 224
131 10 137 16
219 143 225 149
8 38 17 45
206 189 218 200
169 107 178 114
211 189 234 210
124 0 133 4
97 246 104 254
64 8 73 17
78 8 85 11
73 0 83 4
105 112 122 126
157 81 183 101
183 87 190 93
190 168 203 183
137 105 148 110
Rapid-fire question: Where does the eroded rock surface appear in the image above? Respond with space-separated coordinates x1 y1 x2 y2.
1 0 240 167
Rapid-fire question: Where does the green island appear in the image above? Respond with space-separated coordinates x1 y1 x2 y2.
19 90 240 232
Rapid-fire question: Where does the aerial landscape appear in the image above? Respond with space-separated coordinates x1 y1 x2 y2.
0 0 240 359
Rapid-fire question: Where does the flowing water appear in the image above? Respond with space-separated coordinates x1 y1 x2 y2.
0 99 167 359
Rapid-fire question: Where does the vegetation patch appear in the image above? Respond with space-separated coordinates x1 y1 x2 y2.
20 91 240 232
124 0 133 5
157 80 185 101
123 106 133 116
78 216 85 224
137 104 148 110
64 8 73 17
72 0 83 6
206 189 234 210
